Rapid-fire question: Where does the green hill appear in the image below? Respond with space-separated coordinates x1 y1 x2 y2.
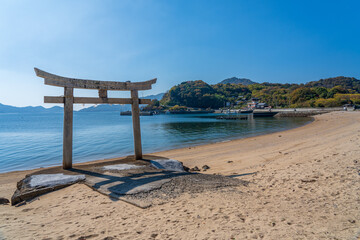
158 76 360 109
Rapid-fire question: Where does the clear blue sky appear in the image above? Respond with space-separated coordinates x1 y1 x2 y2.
1 0 360 107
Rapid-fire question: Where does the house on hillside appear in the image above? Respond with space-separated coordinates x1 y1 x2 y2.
247 98 269 109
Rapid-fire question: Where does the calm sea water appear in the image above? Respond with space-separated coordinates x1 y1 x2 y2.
0 112 311 173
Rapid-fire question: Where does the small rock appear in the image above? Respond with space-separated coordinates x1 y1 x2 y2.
349 219 356 224
190 166 200 171
251 234 258 239
278 135 282 137
227 161 233 163
182 165 190 172
202 165 210 171
331 191 340 196
151 233 158 238
0 197 10 205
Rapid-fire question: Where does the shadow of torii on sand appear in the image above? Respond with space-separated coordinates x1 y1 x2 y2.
69 167 190 196
65 155 191 207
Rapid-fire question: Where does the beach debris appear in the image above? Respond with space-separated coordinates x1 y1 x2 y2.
150 233 158 238
150 159 185 172
11 174 86 205
227 161 233 163
202 165 210 171
190 166 200 171
77 234 99 240
300 178 316 183
21 208 33 212
103 237 116 240
102 164 145 171
0 197 10 205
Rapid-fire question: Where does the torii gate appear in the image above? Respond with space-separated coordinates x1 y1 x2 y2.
34 68 156 169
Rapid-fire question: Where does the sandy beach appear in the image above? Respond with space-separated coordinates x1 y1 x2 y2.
0 111 360 240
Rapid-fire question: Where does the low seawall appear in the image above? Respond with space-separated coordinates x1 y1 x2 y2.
274 107 345 117
275 111 329 117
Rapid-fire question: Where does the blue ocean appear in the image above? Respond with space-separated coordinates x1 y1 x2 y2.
0 112 311 173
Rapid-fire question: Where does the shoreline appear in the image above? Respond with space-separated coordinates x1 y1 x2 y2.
0 116 313 175
1 111 360 239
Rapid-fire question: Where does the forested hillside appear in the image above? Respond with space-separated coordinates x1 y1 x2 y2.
157 77 360 109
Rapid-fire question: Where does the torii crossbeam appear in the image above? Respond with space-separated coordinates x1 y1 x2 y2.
35 68 157 169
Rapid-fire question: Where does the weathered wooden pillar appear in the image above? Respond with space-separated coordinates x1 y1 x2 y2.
131 90 142 159
63 87 74 169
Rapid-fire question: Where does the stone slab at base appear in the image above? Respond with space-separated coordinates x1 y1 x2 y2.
11 174 85 205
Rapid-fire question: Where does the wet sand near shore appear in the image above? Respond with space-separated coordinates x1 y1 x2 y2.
0 111 360 239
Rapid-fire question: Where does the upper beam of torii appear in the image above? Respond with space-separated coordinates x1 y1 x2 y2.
35 68 157 169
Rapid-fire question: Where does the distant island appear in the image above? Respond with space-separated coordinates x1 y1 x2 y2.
0 103 63 113
0 93 165 113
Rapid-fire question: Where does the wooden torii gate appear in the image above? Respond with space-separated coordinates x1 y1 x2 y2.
34 68 157 169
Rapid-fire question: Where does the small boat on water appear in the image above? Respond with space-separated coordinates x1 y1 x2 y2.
253 111 278 117
239 109 253 114
120 111 153 116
